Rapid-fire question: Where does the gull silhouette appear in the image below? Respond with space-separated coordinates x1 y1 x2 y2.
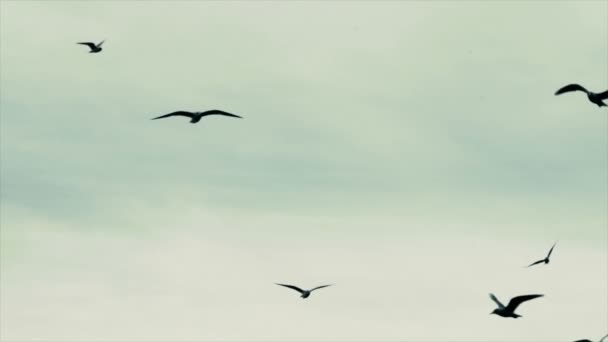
527 242 557 268
151 110 242 124
489 293 543 318
275 283 332 299
572 334 608 342
555 84 608 107
77 40 105 53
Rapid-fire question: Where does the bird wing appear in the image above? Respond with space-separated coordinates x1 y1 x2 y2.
597 90 608 100
572 340 592 342
527 259 545 267
599 334 608 342
505 294 543 311
310 284 332 292
97 40 105 47
555 84 588 95
77 42 97 49
546 242 557 258
201 110 243 118
489 293 505 308
151 111 194 120
275 283 305 294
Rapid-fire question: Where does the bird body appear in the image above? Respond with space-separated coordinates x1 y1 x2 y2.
572 334 608 342
77 40 104 53
527 242 557 268
555 84 608 107
151 110 242 124
275 283 332 299
489 293 543 318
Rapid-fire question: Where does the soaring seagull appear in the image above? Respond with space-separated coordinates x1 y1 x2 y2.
572 334 608 342
555 84 608 107
275 283 332 299
77 40 105 53
489 293 543 318
151 110 242 124
527 241 557 268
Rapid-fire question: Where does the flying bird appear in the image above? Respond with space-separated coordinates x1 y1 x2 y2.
77 40 105 53
572 334 608 342
275 283 332 299
527 241 557 268
151 110 242 124
489 293 543 318
555 84 608 107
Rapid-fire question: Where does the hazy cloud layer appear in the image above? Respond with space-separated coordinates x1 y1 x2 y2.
1 1 606 341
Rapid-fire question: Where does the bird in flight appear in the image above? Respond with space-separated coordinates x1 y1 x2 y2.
489 293 543 318
275 283 332 299
527 241 557 268
572 334 608 342
77 40 105 53
151 110 242 124
555 84 608 107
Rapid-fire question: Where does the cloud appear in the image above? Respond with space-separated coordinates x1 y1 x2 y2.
1 219 606 341
1 1 606 340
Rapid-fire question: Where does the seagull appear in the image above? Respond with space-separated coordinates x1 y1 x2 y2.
77 40 105 53
555 84 608 107
151 110 242 124
527 241 557 268
275 283 332 299
572 334 608 342
489 293 543 318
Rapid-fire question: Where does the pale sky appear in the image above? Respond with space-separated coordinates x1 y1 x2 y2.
0 1 607 341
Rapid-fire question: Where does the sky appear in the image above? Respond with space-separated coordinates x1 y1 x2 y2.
0 1 607 341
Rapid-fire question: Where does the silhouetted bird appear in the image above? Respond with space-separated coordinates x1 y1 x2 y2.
555 84 608 107
275 283 332 299
527 242 557 267
572 334 608 342
489 293 543 318
151 110 242 124
77 40 105 53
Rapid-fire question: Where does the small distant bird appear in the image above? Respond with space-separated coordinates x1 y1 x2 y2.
275 283 332 299
572 334 608 342
489 293 543 318
77 40 105 53
527 241 557 268
555 84 608 107
151 110 242 124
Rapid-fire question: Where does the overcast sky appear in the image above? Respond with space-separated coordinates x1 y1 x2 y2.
1 1 607 341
